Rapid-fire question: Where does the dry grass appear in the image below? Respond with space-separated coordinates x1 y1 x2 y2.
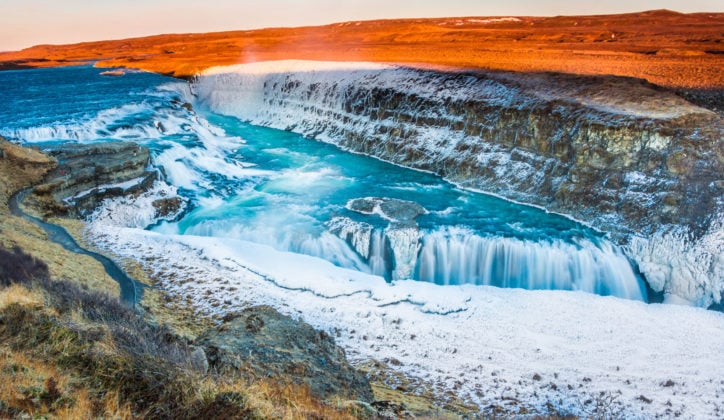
358 359 478 419
1 10 722 89
0 346 135 419
0 220 121 296
0 284 42 309
0 243 365 419
0 138 120 296
204 377 365 420
0 140 54 205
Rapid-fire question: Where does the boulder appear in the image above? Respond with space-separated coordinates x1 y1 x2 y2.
196 305 373 402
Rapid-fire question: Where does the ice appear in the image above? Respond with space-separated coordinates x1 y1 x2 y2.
627 217 724 307
63 175 151 205
326 217 374 259
385 226 421 280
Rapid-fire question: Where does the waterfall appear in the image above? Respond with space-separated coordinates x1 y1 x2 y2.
191 61 721 306
415 228 646 300
328 220 646 301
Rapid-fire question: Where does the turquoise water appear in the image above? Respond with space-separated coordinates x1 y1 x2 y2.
0 66 647 300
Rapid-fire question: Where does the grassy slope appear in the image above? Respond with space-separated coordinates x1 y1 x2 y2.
0 140 120 296
0 139 368 418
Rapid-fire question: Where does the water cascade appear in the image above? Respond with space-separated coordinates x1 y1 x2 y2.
0 65 652 303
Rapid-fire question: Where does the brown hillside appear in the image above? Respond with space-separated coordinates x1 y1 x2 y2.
0 10 722 89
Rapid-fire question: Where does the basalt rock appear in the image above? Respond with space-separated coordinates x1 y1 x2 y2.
32 141 157 217
196 305 373 402
347 197 426 227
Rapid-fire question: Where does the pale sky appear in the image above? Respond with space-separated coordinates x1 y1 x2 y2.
0 0 721 52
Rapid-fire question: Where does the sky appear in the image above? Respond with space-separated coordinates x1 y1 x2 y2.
0 0 722 52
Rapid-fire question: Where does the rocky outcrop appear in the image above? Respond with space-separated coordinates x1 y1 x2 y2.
32 141 157 217
196 305 373 402
0 137 57 204
194 61 723 306
329 197 428 280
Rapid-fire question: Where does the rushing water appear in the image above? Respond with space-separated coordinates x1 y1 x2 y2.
0 66 647 301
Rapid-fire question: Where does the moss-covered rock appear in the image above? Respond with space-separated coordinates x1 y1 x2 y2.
197 305 373 402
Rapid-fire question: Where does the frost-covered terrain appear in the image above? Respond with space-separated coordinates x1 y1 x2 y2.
193 60 723 308
87 191 724 418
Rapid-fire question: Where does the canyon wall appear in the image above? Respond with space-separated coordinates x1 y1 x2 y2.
192 61 723 307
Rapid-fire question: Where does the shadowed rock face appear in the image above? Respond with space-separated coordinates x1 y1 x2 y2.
347 197 426 226
335 75 722 240
196 305 373 402
32 141 157 217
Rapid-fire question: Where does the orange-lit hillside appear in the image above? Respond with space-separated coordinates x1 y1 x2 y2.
0 10 722 89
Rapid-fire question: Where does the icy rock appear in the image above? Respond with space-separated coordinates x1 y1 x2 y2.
347 196 426 225
341 197 426 280
326 216 374 259
32 141 157 218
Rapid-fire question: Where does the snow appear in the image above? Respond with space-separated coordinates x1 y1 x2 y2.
88 182 186 229
62 175 151 205
86 215 724 418
466 17 522 24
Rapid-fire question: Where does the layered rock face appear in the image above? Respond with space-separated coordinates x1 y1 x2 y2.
194 61 723 307
32 141 158 217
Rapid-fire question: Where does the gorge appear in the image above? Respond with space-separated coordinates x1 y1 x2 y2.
1 10 723 417
193 60 723 308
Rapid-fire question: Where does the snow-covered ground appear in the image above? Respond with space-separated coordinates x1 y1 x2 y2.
87 190 724 418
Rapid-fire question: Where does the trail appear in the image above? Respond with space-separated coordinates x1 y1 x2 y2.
9 188 142 306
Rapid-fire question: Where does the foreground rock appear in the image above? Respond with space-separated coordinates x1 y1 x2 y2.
194 61 723 307
196 305 373 402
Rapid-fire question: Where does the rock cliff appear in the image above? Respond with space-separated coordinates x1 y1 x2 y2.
30 141 158 217
193 61 723 307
